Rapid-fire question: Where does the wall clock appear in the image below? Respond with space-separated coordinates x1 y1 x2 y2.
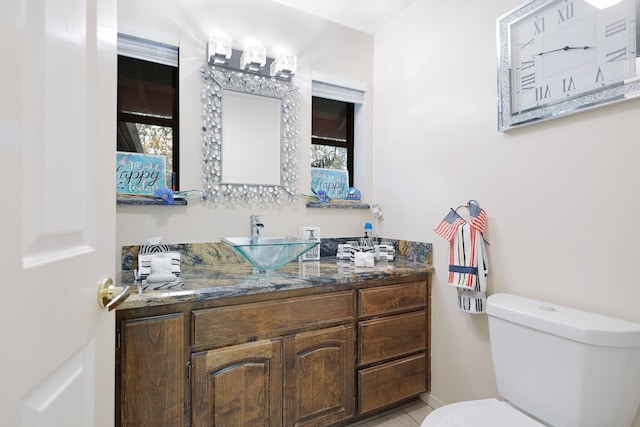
497 0 639 131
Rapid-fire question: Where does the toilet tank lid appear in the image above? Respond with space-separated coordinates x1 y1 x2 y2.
487 293 640 347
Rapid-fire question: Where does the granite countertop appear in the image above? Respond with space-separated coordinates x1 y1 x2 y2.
117 257 433 310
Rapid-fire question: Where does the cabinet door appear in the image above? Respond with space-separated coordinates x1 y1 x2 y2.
118 313 185 427
191 339 283 427
284 325 355 427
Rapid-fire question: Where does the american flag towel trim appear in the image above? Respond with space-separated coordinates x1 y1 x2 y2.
435 205 489 314
434 209 465 242
468 204 486 233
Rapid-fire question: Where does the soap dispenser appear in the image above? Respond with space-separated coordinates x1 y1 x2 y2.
360 222 373 247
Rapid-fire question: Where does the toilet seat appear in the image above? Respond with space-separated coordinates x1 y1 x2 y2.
420 398 545 427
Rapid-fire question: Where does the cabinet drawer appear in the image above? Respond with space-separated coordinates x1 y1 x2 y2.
358 353 426 414
192 291 354 348
359 311 426 365
359 281 426 317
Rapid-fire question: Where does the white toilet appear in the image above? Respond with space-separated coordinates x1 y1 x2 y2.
421 293 640 427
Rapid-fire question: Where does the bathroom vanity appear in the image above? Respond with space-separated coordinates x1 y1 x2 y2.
115 257 432 427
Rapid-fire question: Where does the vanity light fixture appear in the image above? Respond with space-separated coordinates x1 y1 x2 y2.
207 34 233 66
240 45 266 72
204 38 295 81
270 53 297 79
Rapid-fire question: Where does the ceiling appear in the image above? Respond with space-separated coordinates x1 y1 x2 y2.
269 0 418 35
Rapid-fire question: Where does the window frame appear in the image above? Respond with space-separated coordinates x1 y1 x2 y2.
311 76 365 194
117 55 180 189
116 34 180 190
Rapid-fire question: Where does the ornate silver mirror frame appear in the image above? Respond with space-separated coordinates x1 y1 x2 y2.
200 65 299 204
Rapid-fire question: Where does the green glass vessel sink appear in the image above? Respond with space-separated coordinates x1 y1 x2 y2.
220 236 320 271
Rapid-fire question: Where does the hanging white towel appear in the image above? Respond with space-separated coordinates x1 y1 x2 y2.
457 288 487 313
434 205 489 313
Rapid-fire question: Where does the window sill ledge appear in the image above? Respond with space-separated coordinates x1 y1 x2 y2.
117 196 188 206
306 201 370 209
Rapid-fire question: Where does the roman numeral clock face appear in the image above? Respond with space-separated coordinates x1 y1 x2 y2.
509 0 637 115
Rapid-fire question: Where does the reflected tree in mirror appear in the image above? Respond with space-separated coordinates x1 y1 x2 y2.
200 64 299 205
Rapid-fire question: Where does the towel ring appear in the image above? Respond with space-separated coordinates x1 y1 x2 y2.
452 199 490 245
454 199 480 212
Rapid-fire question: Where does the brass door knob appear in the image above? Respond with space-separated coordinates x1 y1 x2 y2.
98 277 131 311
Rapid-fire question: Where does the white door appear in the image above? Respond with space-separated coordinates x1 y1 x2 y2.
1 0 118 425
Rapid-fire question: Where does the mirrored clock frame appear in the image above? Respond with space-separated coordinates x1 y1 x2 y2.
497 0 640 131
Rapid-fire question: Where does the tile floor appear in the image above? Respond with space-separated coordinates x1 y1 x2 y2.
345 400 433 427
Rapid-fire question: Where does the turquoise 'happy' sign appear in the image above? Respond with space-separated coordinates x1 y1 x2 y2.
116 152 167 195
311 167 349 199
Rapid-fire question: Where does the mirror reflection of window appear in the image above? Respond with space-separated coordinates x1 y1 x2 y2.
311 96 354 185
117 34 179 189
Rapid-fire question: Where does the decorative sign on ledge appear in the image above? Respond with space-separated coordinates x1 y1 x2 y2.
311 168 349 199
116 152 168 195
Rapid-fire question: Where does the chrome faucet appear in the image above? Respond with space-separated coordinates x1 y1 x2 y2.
250 214 264 244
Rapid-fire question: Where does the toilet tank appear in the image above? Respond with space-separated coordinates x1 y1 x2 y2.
487 293 640 427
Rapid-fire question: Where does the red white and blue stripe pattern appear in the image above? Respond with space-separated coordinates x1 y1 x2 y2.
435 205 489 313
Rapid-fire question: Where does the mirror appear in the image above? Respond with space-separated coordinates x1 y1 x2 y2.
200 65 299 204
222 90 281 185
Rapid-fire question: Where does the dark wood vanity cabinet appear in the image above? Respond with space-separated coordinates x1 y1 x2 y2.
190 325 355 427
115 275 430 427
189 291 355 427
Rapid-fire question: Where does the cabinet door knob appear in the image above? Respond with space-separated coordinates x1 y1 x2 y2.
98 277 131 311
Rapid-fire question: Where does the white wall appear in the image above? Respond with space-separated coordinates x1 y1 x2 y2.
116 0 375 267
374 0 640 424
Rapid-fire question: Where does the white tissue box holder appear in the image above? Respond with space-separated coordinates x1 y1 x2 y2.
353 251 375 267
136 251 181 281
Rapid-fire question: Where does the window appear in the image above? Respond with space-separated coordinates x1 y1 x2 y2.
311 97 354 185
117 34 179 189
311 77 365 195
